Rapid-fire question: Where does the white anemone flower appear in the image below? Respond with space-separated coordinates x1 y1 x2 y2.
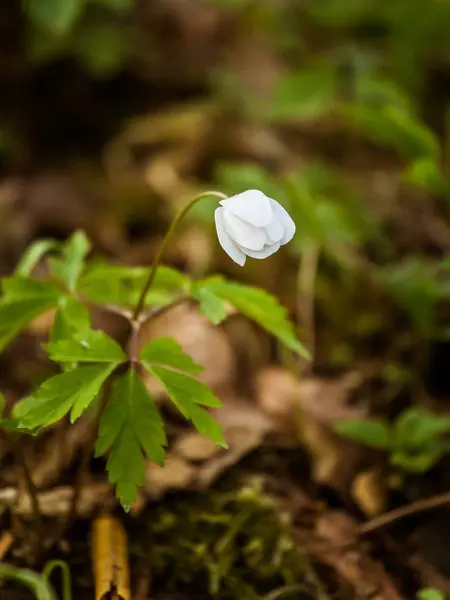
214 189 296 266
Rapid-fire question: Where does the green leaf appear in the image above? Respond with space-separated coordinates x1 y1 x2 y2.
15 239 58 276
390 444 447 473
25 0 84 34
14 364 115 427
334 419 391 449
380 259 438 335
0 415 37 435
2 276 60 300
0 392 4 418
50 296 91 343
49 230 90 291
417 588 445 600
197 278 309 357
140 337 203 375
148 365 226 448
140 339 225 450
74 24 128 77
191 285 228 325
0 277 62 351
90 0 132 10
268 66 338 122
403 158 450 197
80 264 189 308
393 408 450 449
346 104 439 160
96 370 167 509
45 329 126 364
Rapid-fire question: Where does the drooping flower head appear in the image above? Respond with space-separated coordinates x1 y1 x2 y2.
214 190 295 266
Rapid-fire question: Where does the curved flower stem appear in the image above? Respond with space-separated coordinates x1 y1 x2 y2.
132 190 227 322
42 560 72 600
0 563 58 600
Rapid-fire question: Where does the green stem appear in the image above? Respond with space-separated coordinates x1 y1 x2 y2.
0 563 57 600
42 560 72 600
297 240 320 368
131 190 227 322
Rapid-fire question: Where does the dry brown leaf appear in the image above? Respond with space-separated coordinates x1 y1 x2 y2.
27 308 57 335
308 511 405 600
92 514 131 600
146 455 196 498
0 531 14 560
196 396 272 488
409 552 450 597
32 419 93 487
174 432 221 461
352 469 386 517
0 482 114 517
142 396 272 498
255 366 301 435
140 303 235 394
296 373 370 491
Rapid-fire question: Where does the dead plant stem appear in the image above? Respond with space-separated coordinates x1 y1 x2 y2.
359 490 450 535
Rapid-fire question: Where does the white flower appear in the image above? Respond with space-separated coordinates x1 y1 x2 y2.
214 189 296 266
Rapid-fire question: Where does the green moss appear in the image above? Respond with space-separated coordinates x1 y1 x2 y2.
135 477 326 600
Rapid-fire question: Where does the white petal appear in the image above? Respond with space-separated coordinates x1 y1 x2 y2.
222 210 266 250
265 217 284 243
237 242 281 260
270 200 296 244
215 208 246 266
219 190 273 227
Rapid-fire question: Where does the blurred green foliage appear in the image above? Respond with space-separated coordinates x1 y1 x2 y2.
24 0 132 76
335 408 450 473
418 589 445 600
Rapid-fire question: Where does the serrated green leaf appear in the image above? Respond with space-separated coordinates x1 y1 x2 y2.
49 230 90 291
0 277 62 351
80 264 189 308
15 239 58 276
25 0 84 34
334 419 391 449
187 403 227 447
147 365 226 447
191 286 228 325
0 415 37 435
14 364 115 427
96 370 167 508
108 425 145 510
140 337 203 375
198 278 308 357
45 329 126 364
50 296 91 343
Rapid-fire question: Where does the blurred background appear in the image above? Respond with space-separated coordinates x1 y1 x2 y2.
3 0 450 599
